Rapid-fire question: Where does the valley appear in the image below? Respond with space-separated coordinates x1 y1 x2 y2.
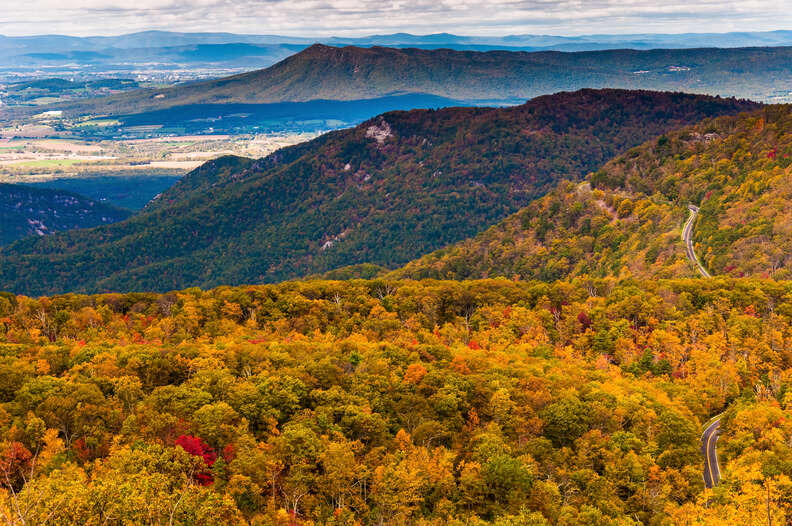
4 44 792 143
0 132 317 210
0 183 131 245
0 20 791 524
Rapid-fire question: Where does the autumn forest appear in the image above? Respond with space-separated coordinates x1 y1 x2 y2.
0 73 791 525
0 276 789 524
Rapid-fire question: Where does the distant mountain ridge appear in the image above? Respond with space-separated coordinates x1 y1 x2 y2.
0 89 758 295
4 29 792 54
0 184 131 246
4 30 792 102
15 43 792 125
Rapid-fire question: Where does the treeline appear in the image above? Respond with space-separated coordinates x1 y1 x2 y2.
0 277 789 524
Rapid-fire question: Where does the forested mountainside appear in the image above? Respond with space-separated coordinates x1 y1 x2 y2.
17 44 792 121
390 180 690 282
0 90 757 296
394 105 792 282
142 155 256 213
0 278 789 524
0 184 131 246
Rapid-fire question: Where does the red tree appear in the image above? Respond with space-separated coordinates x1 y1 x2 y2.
175 435 216 485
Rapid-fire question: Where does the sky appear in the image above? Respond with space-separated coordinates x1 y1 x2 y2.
0 0 791 37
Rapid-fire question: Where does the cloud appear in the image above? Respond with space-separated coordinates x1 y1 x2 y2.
0 0 790 37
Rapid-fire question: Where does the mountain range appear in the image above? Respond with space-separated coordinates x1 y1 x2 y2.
4 30 792 68
9 43 791 132
0 89 758 296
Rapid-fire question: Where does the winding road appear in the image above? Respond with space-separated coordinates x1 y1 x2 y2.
701 419 722 489
682 205 723 488
682 204 712 278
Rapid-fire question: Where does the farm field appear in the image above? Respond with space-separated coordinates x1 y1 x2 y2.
0 132 317 209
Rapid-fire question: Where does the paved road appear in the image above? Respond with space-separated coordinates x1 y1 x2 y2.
686 206 720 488
701 419 722 488
682 204 712 278
682 205 720 488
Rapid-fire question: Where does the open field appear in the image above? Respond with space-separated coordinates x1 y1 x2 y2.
3 158 101 168
0 131 318 209
0 138 104 152
0 133 316 175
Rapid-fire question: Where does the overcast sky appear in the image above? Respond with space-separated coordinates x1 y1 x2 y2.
1 0 790 37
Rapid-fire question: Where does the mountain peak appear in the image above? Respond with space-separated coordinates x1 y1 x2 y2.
26 45 792 121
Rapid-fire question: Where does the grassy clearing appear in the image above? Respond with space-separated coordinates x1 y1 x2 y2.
74 119 122 128
7 159 89 168
30 97 65 105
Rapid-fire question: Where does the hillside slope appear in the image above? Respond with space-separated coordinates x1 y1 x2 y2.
390 181 689 282
0 184 131 246
21 44 792 120
393 105 792 281
0 90 758 295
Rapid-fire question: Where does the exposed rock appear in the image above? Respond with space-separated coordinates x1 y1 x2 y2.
365 118 392 145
